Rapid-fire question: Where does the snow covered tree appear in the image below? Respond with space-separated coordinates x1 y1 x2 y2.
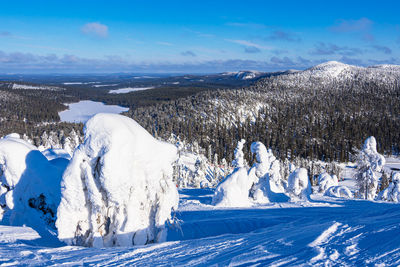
56 114 179 247
378 172 400 202
212 139 254 207
287 168 311 201
354 136 385 200
317 172 338 193
248 142 288 203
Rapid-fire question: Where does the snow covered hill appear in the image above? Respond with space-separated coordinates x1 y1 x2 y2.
257 61 400 90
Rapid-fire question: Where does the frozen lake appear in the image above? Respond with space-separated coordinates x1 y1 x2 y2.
58 100 129 123
108 86 155 94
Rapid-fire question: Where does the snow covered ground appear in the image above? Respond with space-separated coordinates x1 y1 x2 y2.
58 100 129 123
1 187 400 266
108 86 155 94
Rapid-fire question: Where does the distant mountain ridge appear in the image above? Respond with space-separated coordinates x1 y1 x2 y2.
256 61 400 90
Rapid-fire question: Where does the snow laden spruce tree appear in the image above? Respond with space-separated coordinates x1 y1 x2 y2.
354 136 385 200
248 142 288 203
378 172 400 202
212 139 254 207
56 114 179 247
0 135 67 232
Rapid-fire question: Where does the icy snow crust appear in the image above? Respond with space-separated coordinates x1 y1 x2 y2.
56 113 179 247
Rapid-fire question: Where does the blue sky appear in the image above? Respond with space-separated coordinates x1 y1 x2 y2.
0 0 399 73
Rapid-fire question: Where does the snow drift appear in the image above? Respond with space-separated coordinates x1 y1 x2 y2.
56 113 179 247
0 135 66 232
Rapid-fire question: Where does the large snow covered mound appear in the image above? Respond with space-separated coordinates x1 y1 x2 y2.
56 113 179 247
0 136 65 232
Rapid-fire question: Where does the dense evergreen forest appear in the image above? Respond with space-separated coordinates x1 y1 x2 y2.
0 64 399 165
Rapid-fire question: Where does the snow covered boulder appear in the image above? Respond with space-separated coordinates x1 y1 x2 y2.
56 113 179 247
248 142 289 203
212 140 254 207
325 186 353 199
317 172 338 193
287 168 311 201
378 172 400 202
0 136 65 231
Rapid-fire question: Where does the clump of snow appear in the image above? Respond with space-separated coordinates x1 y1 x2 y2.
249 142 288 203
212 140 255 207
378 172 400 202
325 186 353 198
0 136 65 233
56 113 179 247
354 136 385 200
318 173 338 193
287 168 311 201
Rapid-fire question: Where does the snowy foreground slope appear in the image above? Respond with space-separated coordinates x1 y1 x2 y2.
1 188 400 266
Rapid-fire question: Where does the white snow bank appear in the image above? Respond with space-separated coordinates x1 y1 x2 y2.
287 168 311 201
378 172 400 202
56 113 179 247
318 173 338 193
0 136 65 231
325 186 353 198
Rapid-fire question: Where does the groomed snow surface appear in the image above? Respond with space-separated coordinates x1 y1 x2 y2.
2 190 400 266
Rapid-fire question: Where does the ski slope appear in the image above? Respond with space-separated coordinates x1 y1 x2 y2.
1 188 400 266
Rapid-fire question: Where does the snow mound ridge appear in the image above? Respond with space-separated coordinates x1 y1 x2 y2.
56 113 179 247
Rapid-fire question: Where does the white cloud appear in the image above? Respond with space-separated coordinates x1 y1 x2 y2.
156 41 174 46
225 39 272 50
81 22 108 38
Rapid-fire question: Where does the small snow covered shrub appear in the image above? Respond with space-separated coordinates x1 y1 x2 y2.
56 114 179 247
287 168 311 201
354 136 385 200
212 140 255 207
0 135 65 229
378 172 400 202
249 142 288 203
325 186 353 198
317 172 338 193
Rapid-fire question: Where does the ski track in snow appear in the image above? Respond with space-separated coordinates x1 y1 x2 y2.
1 189 400 266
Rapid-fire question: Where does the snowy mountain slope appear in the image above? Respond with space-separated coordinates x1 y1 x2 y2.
257 61 400 90
1 190 400 266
